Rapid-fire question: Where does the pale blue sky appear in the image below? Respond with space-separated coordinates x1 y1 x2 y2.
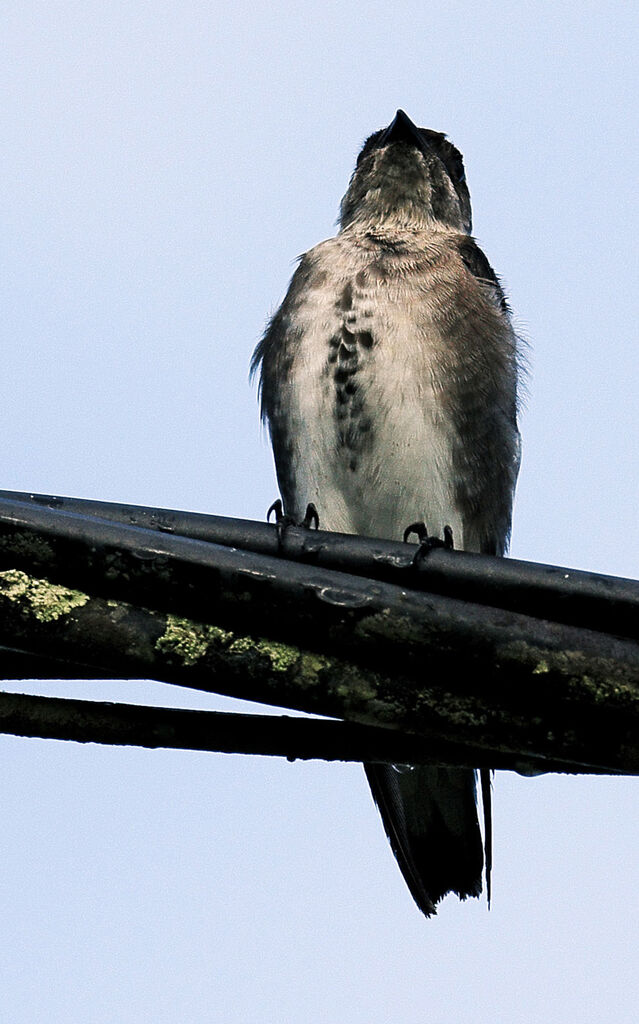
1 3 638 1022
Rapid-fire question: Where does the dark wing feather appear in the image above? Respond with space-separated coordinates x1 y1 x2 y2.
458 238 511 314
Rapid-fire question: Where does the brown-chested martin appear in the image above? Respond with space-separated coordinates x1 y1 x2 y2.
252 110 521 916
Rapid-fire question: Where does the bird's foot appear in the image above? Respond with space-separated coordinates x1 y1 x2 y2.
267 499 319 545
403 521 454 565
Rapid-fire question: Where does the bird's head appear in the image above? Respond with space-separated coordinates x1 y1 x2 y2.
339 110 472 234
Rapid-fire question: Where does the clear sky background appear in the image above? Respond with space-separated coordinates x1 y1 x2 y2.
1 3 638 1022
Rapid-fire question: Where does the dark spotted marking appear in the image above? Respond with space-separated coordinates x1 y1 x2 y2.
327 333 341 364
334 371 350 385
330 317 375 471
339 283 353 310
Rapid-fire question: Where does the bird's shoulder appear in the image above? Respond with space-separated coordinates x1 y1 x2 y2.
453 236 511 315
250 240 339 406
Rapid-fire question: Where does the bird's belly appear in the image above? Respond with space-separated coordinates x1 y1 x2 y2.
322 408 460 543
287 346 463 545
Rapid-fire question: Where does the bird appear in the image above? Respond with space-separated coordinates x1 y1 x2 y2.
251 109 521 917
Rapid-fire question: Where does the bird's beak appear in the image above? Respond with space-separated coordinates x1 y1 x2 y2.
377 109 424 148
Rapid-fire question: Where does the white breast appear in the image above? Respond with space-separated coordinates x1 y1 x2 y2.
282 256 464 545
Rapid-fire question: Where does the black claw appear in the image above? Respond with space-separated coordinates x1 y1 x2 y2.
267 499 283 523
267 498 294 546
301 502 319 530
403 521 428 544
404 521 455 565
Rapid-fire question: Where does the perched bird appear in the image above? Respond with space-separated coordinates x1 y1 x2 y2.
252 110 521 916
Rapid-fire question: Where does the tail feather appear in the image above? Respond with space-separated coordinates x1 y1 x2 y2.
480 768 493 907
365 763 487 917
